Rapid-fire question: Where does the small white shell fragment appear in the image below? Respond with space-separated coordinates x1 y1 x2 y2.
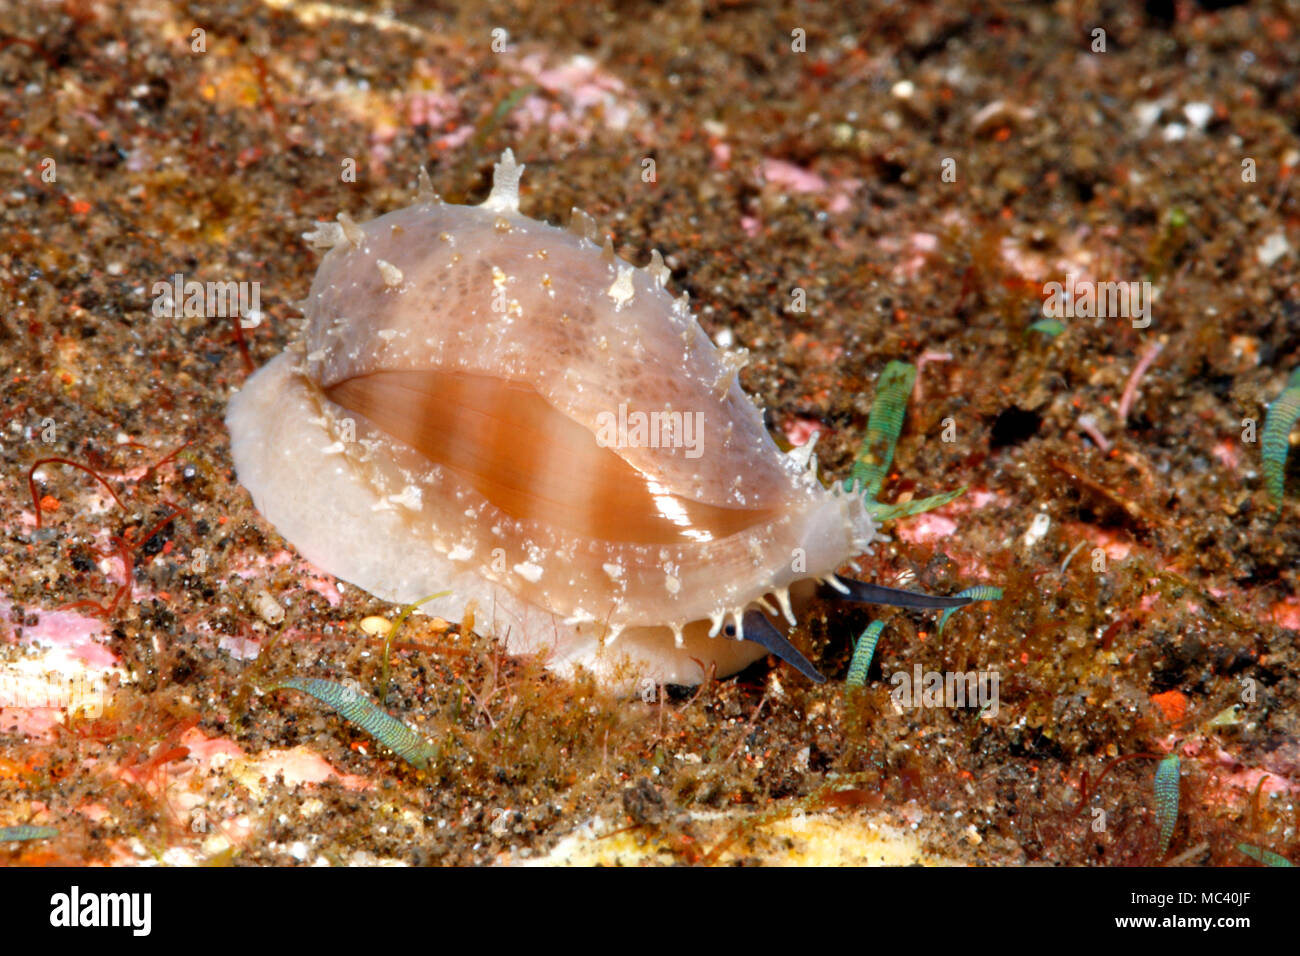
1133 99 1167 130
1182 102 1213 130
1258 231 1290 267
359 615 393 636
971 99 1035 133
251 587 285 625
1022 512 1051 549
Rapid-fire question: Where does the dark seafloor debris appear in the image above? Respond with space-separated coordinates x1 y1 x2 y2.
0 0 1297 866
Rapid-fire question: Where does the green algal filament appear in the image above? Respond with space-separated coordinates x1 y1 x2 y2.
937 585 1004 636
845 620 886 687
865 487 967 523
273 677 437 770
839 360 965 524
0 825 59 842
1027 318 1065 338
1262 368 1300 505
1235 843 1294 867
1154 753 1180 859
380 589 452 702
850 361 916 500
